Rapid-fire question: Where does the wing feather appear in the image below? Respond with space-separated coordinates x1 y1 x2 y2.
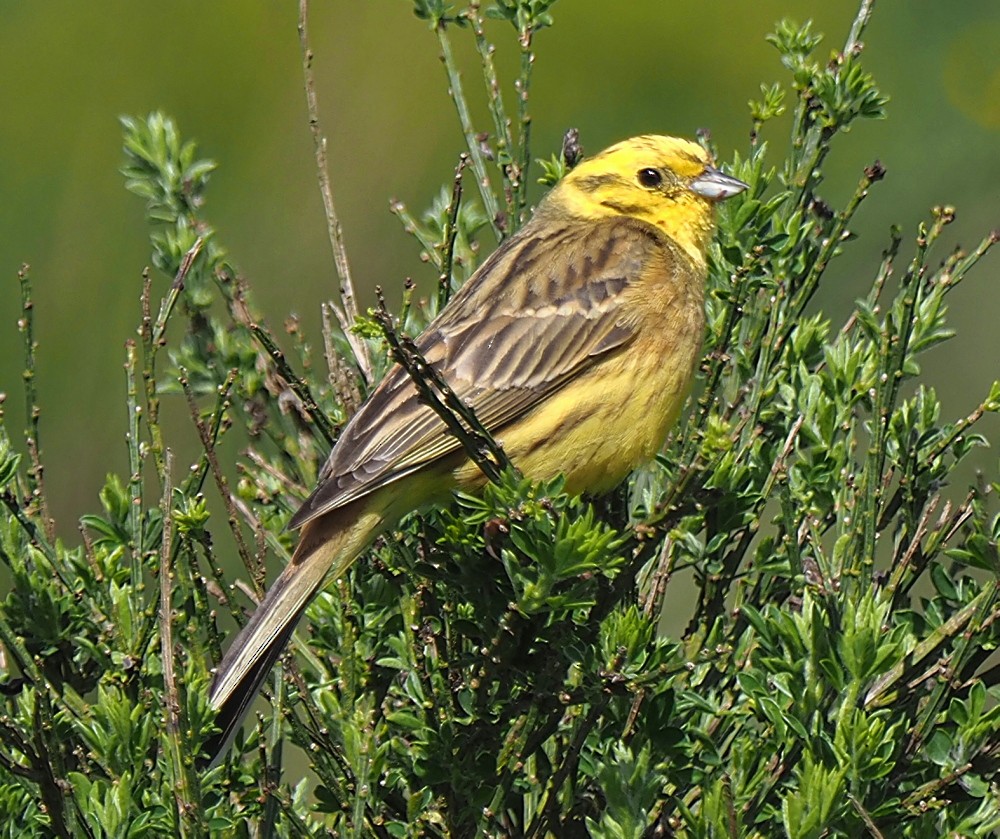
289 215 668 529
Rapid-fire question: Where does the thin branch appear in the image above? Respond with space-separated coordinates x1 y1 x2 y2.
230 286 337 447
17 265 53 540
513 19 535 225
437 153 469 311
157 450 200 832
321 301 362 416
297 0 373 382
435 22 503 241
844 0 876 55
865 584 996 708
124 339 145 594
469 2 518 227
373 290 511 483
849 794 885 839
152 237 204 348
180 370 259 589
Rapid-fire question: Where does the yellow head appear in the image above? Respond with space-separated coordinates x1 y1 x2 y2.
541 134 747 265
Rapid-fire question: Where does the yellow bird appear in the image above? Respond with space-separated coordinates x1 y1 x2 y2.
206 134 747 760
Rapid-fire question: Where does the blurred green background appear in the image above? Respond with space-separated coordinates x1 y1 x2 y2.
0 0 997 535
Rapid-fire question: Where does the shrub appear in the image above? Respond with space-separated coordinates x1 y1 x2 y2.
0 2 996 836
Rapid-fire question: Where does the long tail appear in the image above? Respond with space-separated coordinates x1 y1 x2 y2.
204 501 386 764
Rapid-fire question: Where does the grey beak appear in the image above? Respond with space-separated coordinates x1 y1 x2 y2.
690 166 748 201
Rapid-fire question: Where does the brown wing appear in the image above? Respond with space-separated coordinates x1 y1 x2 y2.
288 215 667 529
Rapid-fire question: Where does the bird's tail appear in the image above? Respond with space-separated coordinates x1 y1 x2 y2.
204 501 386 765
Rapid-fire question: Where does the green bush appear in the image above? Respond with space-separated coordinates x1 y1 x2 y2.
0 2 997 836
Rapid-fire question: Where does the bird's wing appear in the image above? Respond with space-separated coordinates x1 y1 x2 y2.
289 215 672 529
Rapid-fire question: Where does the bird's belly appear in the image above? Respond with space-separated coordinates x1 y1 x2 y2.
454 334 699 495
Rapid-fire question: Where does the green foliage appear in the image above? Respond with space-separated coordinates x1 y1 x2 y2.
485 0 557 32
0 2 997 837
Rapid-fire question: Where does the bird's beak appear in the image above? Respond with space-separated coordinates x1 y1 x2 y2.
690 166 748 202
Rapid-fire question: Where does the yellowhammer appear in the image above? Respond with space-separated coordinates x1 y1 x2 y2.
206 134 747 760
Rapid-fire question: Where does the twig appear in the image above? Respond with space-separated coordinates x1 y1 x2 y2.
242 450 309 499
640 533 676 620
883 494 937 601
435 22 502 241
23 439 51 542
844 0 876 55
231 494 291 563
904 586 999 755
230 287 337 447
179 370 236 500
17 265 39 464
468 3 518 226
855 215 933 572
849 794 885 838
901 762 974 811
865 584 996 707
124 339 145 594
1 490 56 563
180 370 259 589
525 654 621 839
761 413 805 499
389 199 440 263
513 17 535 224
17 265 53 540
298 0 373 382
261 665 284 835
321 301 362 416
373 290 511 483
152 238 204 348
789 161 885 333
157 450 199 832
437 154 469 311
141 240 205 504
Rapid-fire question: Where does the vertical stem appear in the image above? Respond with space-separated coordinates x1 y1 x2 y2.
17 265 52 539
514 23 535 225
436 23 503 241
856 223 934 570
125 339 144 593
469 3 517 228
298 0 373 382
180 370 259 586
845 0 876 54
788 164 883 320
437 154 468 311
17 266 39 464
142 239 204 482
158 449 202 835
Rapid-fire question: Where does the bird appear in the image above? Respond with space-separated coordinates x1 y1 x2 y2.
205 134 747 762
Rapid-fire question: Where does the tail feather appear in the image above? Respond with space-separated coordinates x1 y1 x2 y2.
202 613 301 765
204 503 385 765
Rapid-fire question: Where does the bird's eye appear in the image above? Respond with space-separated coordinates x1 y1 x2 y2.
637 168 662 188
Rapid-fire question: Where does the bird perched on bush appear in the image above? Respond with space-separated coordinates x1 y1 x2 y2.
206 134 747 762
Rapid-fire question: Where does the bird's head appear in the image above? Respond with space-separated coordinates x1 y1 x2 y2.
546 134 747 265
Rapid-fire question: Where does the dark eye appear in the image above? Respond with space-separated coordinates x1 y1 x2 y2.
637 168 662 188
